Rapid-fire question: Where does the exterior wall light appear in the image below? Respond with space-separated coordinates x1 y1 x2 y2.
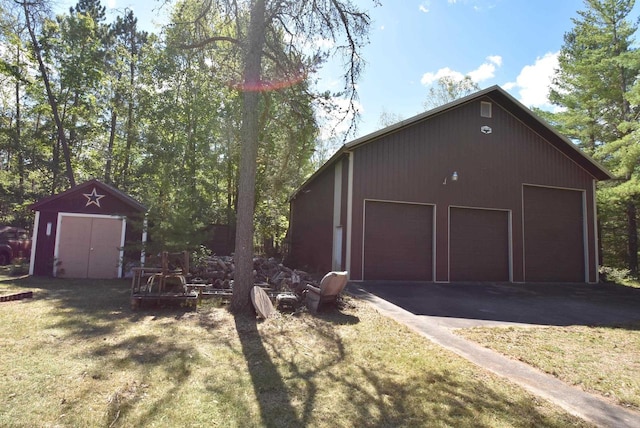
442 171 459 185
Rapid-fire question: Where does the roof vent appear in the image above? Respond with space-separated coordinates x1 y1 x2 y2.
480 101 492 118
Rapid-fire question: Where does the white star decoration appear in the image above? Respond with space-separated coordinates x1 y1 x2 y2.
83 188 105 208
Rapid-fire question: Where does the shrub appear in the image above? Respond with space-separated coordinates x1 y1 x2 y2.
599 265 633 283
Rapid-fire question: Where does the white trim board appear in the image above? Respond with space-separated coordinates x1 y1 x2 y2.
28 211 40 276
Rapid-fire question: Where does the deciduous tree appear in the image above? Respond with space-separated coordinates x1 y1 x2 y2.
173 0 376 313
423 75 479 110
16 0 75 187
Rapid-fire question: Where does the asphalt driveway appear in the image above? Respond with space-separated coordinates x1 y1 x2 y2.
349 281 640 329
346 281 640 427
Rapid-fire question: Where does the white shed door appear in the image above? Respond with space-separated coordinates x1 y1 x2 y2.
57 216 123 279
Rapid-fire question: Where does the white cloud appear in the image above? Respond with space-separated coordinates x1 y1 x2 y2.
420 67 465 85
106 0 117 8
419 2 430 13
505 52 558 108
421 55 502 86
487 55 502 67
468 62 496 81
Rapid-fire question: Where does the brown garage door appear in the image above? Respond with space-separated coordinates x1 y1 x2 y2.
450 207 510 281
363 201 433 281
523 186 584 282
57 216 124 279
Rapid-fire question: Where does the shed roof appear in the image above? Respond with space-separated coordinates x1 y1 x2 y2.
291 85 613 200
30 179 147 212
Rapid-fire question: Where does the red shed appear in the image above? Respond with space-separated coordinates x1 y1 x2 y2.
29 179 146 279
288 86 614 283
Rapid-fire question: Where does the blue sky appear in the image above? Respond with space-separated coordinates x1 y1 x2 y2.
56 0 638 141
326 0 599 138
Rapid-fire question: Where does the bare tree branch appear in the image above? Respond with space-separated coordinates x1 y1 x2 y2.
177 35 241 49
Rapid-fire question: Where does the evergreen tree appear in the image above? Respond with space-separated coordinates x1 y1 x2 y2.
550 0 640 274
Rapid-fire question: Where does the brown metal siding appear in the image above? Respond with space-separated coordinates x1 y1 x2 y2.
289 164 335 273
450 208 509 281
523 186 585 282
350 96 596 282
363 201 433 280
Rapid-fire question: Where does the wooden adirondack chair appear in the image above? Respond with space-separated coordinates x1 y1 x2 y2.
304 271 349 313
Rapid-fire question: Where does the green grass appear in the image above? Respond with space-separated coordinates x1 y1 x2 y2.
0 262 29 277
458 324 640 411
0 276 592 427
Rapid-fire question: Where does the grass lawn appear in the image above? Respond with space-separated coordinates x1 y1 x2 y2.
0 276 592 427
458 324 640 411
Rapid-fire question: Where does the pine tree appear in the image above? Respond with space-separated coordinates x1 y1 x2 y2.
550 0 640 274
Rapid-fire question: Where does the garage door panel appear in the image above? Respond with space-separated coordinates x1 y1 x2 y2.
364 202 433 281
524 186 584 282
87 218 123 278
450 208 509 282
56 216 123 279
57 216 92 278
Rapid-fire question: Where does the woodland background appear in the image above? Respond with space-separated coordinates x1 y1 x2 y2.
2 0 640 278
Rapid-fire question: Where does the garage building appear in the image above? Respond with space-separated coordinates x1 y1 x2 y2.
29 179 146 279
287 86 613 283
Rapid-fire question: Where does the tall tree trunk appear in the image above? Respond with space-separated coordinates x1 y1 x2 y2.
231 0 266 314
15 44 24 192
105 108 117 183
69 92 79 155
226 139 234 226
626 201 638 276
121 67 136 190
22 1 75 187
52 138 60 194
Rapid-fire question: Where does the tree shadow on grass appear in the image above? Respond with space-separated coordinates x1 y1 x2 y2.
2 277 213 426
7 276 197 337
333 365 586 428
232 305 584 428
258 312 349 426
95 334 197 426
0 277 594 426
234 313 302 427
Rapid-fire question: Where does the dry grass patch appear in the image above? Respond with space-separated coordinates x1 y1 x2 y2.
0 276 592 427
458 324 640 411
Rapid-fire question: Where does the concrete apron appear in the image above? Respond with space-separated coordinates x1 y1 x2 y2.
348 284 640 428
